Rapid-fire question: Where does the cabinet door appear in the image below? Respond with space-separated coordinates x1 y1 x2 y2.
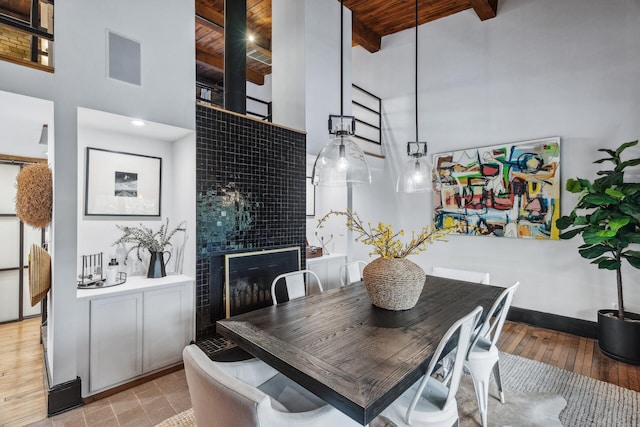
143 283 193 372
325 256 347 290
307 261 327 289
90 293 143 393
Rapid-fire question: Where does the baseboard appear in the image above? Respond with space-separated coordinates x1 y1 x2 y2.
41 325 84 416
508 306 598 339
83 364 184 404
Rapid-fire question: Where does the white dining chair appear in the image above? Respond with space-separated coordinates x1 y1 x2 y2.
378 305 483 427
339 260 368 286
271 270 323 305
183 344 362 427
431 266 490 284
465 281 520 427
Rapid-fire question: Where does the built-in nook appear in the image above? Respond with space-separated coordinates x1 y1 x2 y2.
195 104 306 339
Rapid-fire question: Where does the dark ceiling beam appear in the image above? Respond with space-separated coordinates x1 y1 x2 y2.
352 13 381 53
196 5 225 29
196 48 265 85
196 14 224 35
468 0 498 21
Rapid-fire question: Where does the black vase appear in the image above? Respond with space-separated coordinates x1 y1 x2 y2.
598 309 640 365
148 251 171 278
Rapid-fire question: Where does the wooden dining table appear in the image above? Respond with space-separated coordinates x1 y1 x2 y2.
216 275 504 425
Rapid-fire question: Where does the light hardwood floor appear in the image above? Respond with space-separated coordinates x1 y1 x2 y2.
2 317 639 426
0 318 47 427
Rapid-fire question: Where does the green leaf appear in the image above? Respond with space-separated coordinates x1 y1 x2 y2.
596 229 617 238
574 216 588 225
622 250 640 258
609 217 630 232
558 228 585 240
582 228 610 244
555 215 573 230
623 251 640 269
621 184 640 195
592 257 621 270
579 245 612 259
619 203 640 215
583 194 619 205
565 178 584 193
605 188 626 199
596 148 616 158
616 158 640 172
622 232 640 244
615 140 638 157
626 256 640 269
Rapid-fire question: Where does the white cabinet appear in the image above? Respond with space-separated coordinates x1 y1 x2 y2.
307 254 346 290
79 275 194 396
143 284 193 372
90 292 143 392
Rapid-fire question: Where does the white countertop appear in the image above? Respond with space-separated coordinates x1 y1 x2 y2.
306 253 346 263
77 274 194 300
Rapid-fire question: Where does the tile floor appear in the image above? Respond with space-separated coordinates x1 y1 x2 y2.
24 370 191 427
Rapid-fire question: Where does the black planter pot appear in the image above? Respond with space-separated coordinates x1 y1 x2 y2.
597 309 640 365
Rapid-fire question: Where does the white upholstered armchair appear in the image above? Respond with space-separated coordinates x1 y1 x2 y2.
182 344 362 427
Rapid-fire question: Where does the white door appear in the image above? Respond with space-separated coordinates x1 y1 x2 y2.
89 292 143 392
143 283 193 372
0 163 42 322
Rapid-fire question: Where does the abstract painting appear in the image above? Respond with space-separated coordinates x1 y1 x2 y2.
432 137 560 239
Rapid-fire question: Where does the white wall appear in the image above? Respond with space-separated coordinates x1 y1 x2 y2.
351 0 640 321
0 0 195 387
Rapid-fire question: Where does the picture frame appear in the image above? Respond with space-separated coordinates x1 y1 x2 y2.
84 147 162 216
432 136 560 239
306 176 315 217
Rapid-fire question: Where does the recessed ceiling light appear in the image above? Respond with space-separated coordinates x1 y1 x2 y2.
131 119 145 126
248 33 255 42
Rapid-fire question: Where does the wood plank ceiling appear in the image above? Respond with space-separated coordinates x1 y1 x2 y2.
196 0 498 88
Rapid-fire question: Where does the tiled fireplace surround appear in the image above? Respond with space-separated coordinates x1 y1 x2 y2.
195 104 307 339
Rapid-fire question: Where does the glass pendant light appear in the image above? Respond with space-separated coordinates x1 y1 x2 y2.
397 142 432 193
397 0 432 193
312 0 371 187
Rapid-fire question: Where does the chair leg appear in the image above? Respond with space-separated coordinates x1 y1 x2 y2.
469 371 488 427
493 361 505 404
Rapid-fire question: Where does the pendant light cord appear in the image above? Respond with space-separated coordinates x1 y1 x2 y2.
415 0 418 143
340 0 344 118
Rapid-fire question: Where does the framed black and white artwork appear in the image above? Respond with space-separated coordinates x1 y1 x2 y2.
85 147 162 216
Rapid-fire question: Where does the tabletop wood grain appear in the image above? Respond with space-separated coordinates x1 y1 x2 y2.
216 275 504 425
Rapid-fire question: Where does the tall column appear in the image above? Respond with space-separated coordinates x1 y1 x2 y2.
224 0 247 114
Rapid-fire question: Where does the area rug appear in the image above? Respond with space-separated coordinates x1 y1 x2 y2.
156 352 640 426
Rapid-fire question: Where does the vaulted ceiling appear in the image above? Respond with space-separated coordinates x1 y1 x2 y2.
195 0 498 87
1 0 498 88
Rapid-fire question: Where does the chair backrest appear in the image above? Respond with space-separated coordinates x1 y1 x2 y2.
431 266 490 284
271 270 323 305
183 345 276 427
474 281 520 349
405 306 483 424
339 260 368 286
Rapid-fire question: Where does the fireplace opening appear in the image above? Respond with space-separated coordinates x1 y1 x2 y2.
209 246 301 322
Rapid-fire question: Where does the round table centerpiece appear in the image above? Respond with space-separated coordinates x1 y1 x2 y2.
318 210 451 311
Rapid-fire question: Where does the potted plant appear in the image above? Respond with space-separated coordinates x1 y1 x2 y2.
113 218 186 278
556 140 640 364
318 210 451 310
